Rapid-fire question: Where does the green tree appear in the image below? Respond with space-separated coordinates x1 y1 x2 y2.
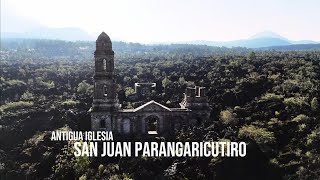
162 76 171 94
247 51 256 61
125 87 135 96
77 80 91 94
53 142 75 179
239 125 275 145
220 110 237 125
74 154 90 177
21 91 34 101
311 97 319 111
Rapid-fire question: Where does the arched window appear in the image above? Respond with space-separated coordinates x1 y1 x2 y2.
146 116 159 135
103 59 106 71
122 118 131 134
103 84 108 97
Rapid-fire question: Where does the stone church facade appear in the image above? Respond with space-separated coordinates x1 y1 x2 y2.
91 32 211 137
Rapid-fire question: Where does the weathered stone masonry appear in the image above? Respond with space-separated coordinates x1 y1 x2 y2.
90 32 211 137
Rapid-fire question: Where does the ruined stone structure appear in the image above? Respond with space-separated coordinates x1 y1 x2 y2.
91 32 211 137
134 83 156 98
126 83 157 101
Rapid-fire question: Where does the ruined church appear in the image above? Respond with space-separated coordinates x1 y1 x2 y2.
91 32 211 137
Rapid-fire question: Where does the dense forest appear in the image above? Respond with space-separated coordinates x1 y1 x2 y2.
0 39 320 180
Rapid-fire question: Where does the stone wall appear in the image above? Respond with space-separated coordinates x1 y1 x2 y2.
91 109 205 137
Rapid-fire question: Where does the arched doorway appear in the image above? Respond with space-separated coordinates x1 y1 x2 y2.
100 119 106 128
146 116 159 135
174 116 183 130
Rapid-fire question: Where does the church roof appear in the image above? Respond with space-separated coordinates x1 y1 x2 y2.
97 31 111 42
134 100 172 112
118 100 191 113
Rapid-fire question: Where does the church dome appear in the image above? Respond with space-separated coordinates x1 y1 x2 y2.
97 32 111 42
95 32 113 54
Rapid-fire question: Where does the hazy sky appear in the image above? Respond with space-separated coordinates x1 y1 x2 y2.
1 0 320 43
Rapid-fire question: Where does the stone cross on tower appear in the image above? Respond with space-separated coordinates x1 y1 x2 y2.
92 32 119 111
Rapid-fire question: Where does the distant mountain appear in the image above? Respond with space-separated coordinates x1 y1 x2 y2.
258 43 320 51
1 27 94 41
177 31 319 48
2 29 319 49
249 31 288 40
222 37 292 48
291 40 319 44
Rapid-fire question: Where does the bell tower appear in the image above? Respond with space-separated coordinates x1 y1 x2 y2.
92 32 119 111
